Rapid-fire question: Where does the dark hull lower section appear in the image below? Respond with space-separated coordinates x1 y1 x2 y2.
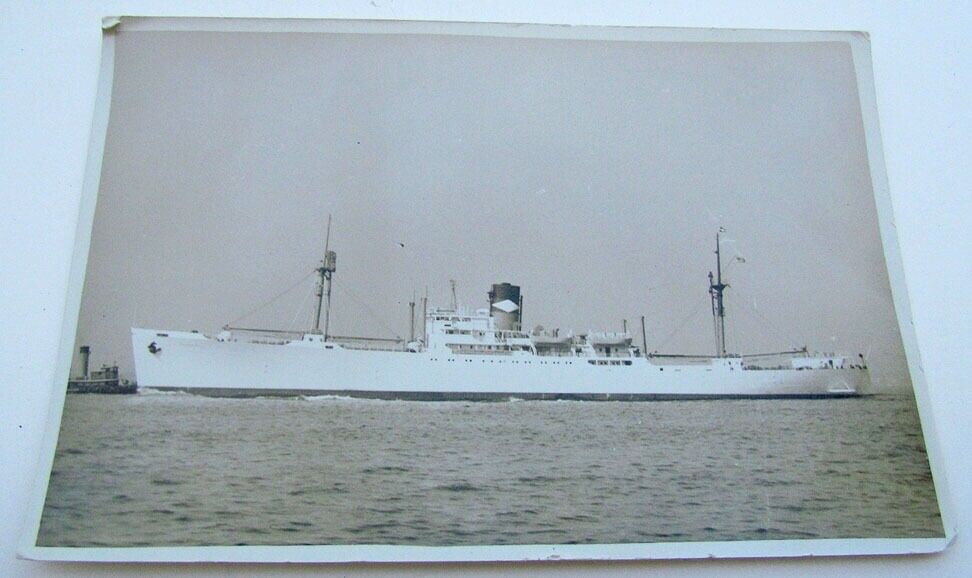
147 387 863 401
67 382 138 394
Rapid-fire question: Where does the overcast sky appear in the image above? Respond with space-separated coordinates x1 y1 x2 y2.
74 28 909 388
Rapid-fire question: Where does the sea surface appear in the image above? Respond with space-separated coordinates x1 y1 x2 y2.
37 392 943 547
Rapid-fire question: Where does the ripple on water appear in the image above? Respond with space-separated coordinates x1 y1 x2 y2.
35 394 944 547
435 482 481 492
150 478 184 487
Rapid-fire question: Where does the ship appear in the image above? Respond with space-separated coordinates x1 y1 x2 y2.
131 226 870 400
68 345 137 394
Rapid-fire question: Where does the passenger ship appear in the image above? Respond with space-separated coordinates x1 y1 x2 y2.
131 228 869 400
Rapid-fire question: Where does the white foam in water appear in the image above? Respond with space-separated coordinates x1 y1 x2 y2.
300 394 362 402
137 387 194 397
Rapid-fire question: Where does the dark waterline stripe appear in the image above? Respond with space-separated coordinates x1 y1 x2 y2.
145 387 863 401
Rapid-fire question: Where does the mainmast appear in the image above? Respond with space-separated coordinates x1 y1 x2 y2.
708 228 728 357
313 215 337 340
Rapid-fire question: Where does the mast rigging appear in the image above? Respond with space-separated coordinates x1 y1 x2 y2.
313 215 337 340
708 228 729 357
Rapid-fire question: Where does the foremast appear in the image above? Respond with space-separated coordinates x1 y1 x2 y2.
708 228 728 357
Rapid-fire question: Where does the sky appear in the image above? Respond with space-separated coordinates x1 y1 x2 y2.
73 28 910 388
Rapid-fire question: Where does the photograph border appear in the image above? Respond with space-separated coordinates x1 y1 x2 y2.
18 16 955 563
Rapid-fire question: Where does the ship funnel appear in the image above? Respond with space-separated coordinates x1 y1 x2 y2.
488 283 522 331
79 345 90 379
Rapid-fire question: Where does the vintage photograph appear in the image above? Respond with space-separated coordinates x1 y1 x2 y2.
27 18 944 560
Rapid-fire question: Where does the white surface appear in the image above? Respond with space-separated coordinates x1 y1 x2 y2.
130 328 869 396
1 1 968 576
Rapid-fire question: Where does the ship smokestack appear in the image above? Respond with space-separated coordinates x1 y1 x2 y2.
79 345 90 379
488 283 521 332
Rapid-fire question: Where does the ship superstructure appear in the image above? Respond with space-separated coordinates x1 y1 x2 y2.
132 227 869 400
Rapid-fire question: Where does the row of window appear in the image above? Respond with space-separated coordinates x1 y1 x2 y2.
443 358 575 364
424 357 644 367
442 328 531 339
444 329 484 336
449 344 532 352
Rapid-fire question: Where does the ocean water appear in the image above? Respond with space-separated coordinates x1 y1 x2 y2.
37 392 943 547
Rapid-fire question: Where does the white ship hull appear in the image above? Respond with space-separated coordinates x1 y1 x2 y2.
132 328 869 400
